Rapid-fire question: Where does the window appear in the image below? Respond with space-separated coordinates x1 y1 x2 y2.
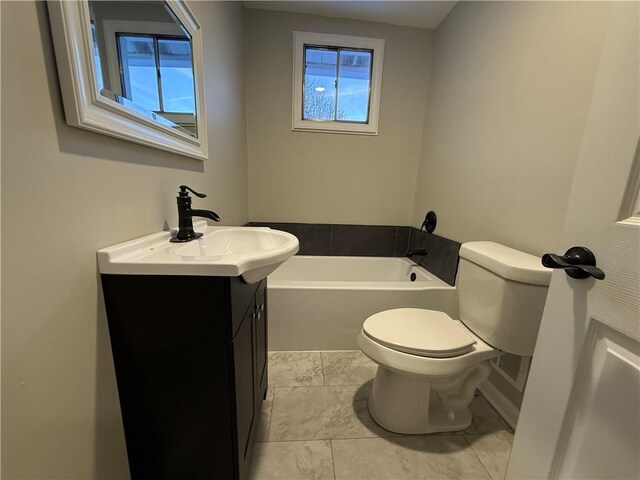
293 32 385 135
116 34 195 114
90 21 104 91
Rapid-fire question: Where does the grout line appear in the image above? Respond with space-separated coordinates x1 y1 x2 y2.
268 350 367 354
258 431 467 444
260 434 401 444
319 351 327 386
265 388 275 442
270 384 366 390
463 434 495 480
504 433 515 480
329 440 337 480
270 378 375 388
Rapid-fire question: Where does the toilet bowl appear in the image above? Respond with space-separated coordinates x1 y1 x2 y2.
358 242 552 434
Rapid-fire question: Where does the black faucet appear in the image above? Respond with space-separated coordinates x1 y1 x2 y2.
407 248 428 258
169 185 221 243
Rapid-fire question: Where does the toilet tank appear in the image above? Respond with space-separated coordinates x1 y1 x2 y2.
457 242 552 356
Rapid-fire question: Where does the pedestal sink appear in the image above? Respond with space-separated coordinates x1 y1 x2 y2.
97 221 299 283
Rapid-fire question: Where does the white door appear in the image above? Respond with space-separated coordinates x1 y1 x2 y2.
507 3 640 480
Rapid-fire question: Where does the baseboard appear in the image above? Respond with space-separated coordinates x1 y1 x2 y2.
478 380 520 430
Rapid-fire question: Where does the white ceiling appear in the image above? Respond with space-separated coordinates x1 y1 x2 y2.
243 1 458 30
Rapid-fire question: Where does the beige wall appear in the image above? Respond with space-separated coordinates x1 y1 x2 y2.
411 0 616 411
1 2 625 477
412 1 614 256
1 1 247 478
245 9 433 225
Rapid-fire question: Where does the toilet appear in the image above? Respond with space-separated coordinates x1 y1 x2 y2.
358 241 552 434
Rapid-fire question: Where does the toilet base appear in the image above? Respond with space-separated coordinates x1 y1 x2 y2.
367 362 492 434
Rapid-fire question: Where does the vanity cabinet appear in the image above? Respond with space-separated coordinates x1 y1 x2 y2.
101 274 268 480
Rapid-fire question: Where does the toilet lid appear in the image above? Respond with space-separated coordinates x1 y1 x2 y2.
363 308 476 358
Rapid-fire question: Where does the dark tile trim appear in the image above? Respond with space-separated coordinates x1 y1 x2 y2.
330 224 396 256
246 222 331 255
246 222 461 286
407 227 461 286
393 227 411 257
247 222 406 257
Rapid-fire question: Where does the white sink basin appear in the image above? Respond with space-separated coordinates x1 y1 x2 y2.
97 222 299 283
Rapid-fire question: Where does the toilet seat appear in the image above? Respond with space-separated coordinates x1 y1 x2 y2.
358 310 498 377
363 308 476 358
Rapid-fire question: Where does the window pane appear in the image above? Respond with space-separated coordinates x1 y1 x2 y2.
90 23 104 91
303 47 337 120
117 35 159 111
337 50 372 122
158 38 195 113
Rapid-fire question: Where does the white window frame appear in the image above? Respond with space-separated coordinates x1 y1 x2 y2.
292 31 385 135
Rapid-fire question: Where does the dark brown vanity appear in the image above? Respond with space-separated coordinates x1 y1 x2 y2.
101 274 268 480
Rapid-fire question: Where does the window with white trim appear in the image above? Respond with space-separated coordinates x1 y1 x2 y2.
116 34 195 115
292 32 385 135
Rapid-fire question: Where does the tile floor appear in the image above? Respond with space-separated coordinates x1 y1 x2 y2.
249 351 514 480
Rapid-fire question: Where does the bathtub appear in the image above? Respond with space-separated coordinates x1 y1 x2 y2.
267 256 457 351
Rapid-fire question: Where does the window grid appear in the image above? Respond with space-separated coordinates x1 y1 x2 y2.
302 44 374 124
115 32 194 115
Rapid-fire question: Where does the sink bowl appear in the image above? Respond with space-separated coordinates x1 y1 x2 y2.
97 222 299 283
174 228 292 258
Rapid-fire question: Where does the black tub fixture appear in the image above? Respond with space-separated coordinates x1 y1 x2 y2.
422 210 437 233
407 248 428 258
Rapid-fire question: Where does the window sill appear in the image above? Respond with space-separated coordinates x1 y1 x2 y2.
292 120 378 136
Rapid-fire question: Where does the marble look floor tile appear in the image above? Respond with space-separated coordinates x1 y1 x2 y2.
249 440 335 480
465 394 513 434
269 384 393 441
321 351 378 386
268 352 324 387
465 433 513 480
331 435 491 479
256 388 274 442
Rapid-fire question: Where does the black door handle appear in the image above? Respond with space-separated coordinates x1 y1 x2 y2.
541 246 605 280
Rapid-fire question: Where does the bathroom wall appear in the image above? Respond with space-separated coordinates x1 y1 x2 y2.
412 1 614 256
1 1 247 478
245 9 433 226
411 0 615 413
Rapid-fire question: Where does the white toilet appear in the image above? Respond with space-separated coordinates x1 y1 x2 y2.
358 241 552 434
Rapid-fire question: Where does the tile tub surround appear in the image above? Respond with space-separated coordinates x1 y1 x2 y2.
249 350 514 480
408 227 462 286
248 223 333 256
247 222 461 285
246 222 408 257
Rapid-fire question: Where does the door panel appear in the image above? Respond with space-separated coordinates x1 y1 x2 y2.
507 4 639 477
554 323 639 479
231 277 260 337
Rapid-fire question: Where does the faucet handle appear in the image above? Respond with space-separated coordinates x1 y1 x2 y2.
179 185 207 198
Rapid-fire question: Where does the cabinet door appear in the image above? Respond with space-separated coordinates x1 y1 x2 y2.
230 277 260 338
233 304 255 468
254 281 268 398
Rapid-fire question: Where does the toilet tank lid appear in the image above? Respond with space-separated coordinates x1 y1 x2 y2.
460 242 552 285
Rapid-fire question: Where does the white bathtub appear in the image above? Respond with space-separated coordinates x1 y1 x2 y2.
267 256 457 351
